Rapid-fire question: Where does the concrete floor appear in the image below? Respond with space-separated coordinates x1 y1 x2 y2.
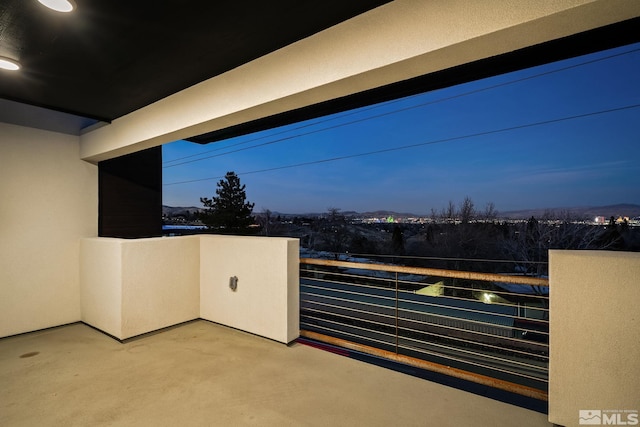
0 321 552 427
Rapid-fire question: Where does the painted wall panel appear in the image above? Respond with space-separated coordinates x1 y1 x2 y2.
549 250 640 427
0 123 97 338
120 236 200 339
200 235 299 343
80 238 123 338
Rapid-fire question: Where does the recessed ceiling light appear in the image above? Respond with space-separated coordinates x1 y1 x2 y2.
0 57 20 71
37 0 75 13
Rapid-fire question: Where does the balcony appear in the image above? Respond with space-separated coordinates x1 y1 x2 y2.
2 235 638 426
1 320 551 426
3 4 639 426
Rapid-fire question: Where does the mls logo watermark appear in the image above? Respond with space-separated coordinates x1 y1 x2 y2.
580 411 603 425
579 409 639 425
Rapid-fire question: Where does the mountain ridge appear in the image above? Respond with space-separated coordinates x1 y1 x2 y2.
163 203 640 219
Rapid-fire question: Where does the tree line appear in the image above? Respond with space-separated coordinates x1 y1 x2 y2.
194 171 639 276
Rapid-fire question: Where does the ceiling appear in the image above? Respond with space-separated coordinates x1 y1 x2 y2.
0 0 390 133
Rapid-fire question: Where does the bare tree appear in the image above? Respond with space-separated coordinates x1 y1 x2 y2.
441 200 456 222
327 207 342 222
430 208 439 222
459 196 475 224
257 208 272 236
319 207 350 257
502 214 621 278
483 202 497 222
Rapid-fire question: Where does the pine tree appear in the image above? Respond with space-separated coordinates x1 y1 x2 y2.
199 171 255 234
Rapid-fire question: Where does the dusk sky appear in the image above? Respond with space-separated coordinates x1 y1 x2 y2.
163 42 639 215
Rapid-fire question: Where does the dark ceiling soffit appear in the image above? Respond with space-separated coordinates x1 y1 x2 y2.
0 1 391 123
0 94 113 124
187 17 640 145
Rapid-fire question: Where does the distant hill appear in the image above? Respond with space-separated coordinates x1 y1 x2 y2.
163 204 640 220
499 204 640 220
280 210 421 218
162 206 204 216
357 210 421 218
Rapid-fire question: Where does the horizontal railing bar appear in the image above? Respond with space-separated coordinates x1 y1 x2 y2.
301 300 395 322
301 322 395 348
300 275 396 294
396 343 549 382
302 307 395 330
302 281 546 321
301 258 549 287
397 295 529 322
302 268 435 287
300 330 548 401
301 304 549 351
301 291 550 337
302 278 549 316
302 289 525 330
301 269 394 287
339 252 548 265
300 288 396 307
398 311 549 347
398 304 549 337
466 288 549 301
401 291 549 314
302 268 549 302
302 276 549 315
304 315 546 374
301 282 395 302
397 334 548 372
300 300 395 324
300 270 549 311
398 323 548 360
300 323 547 383
401 279 550 300
404 281 550 301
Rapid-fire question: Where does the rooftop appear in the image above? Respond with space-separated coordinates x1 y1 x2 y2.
1 320 550 427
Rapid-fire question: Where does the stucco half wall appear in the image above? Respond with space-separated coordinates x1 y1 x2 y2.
549 250 640 427
80 235 299 343
199 235 300 345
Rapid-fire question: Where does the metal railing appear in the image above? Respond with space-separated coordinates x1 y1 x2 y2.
299 257 549 400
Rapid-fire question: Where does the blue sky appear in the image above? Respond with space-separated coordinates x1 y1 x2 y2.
163 43 640 214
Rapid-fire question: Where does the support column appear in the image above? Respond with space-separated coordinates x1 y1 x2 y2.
98 146 162 238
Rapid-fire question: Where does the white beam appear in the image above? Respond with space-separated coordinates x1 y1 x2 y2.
80 0 640 162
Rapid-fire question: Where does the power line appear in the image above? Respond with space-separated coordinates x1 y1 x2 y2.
162 46 640 168
162 99 397 165
163 103 640 186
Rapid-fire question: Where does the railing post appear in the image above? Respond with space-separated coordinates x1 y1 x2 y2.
395 271 399 355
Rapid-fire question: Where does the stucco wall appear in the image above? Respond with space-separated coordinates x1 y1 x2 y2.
80 236 200 340
121 236 200 339
200 235 300 344
549 250 640 427
80 238 123 338
79 235 299 343
0 122 98 338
